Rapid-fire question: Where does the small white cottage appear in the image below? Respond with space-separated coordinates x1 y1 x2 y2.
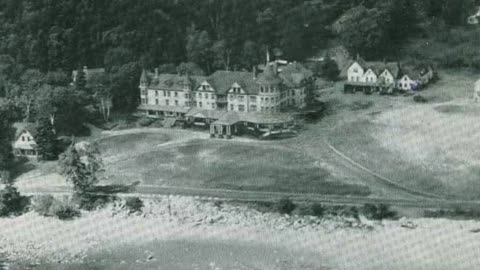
12 123 38 159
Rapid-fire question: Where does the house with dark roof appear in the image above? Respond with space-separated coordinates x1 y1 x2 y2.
343 55 434 93
12 123 39 159
138 62 312 138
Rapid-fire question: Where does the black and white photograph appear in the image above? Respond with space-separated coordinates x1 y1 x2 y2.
1 0 480 269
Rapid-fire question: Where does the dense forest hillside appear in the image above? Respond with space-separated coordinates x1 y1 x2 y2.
0 0 479 126
0 0 479 75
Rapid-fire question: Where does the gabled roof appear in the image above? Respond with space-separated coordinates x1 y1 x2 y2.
207 71 258 95
400 67 421 80
13 122 38 140
256 64 282 85
364 62 401 78
340 58 367 78
340 58 400 79
279 62 313 88
149 74 206 91
400 63 434 81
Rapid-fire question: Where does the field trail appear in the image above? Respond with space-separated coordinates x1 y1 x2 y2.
367 97 480 197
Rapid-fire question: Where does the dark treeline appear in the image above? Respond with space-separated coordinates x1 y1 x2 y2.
0 0 477 76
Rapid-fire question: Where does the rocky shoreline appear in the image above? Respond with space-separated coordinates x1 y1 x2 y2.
1 196 480 269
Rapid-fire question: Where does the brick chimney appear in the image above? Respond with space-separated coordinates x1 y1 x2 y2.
154 68 159 78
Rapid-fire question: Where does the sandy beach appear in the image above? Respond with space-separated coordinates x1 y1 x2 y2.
1 196 480 270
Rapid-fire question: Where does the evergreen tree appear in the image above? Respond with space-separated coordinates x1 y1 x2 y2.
321 58 340 81
387 0 418 45
36 118 57 161
0 102 15 182
58 144 89 194
58 142 103 195
74 66 86 92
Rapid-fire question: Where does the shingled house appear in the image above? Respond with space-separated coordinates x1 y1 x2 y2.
342 56 434 93
138 62 313 138
12 123 39 159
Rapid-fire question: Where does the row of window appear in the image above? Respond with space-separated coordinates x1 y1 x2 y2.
150 90 219 100
228 104 278 113
228 95 281 104
21 135 32 142
197 92 215 99
259 86 276 93
349 76 394 83
196 101 216 109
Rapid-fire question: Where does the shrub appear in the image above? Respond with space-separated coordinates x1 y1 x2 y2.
350 101 374 111
73 193 116 211
33 195 81 220
413 95 428 103
310 203 325 217
32 195 56 216
125 197 144 214
276 197 296 215
363 204 396 220
138 117 154 127
0 185 29 216
50 198 80 220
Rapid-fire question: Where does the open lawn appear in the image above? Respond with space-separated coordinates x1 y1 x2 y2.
99 137 370 196
97 133 170 160
315 70 480 200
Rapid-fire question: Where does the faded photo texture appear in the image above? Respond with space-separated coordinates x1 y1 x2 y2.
1 0 480 269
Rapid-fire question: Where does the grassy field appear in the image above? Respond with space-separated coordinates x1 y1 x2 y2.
99 137 370 196
314 70 480 200
97 133 170 160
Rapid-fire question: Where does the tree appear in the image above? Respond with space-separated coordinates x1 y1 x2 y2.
58 142 103 195
108 62 141 111
74 66 86 92
241 40 259 70
211 39 232 70
333 6 390 59
16 69 45 122
104 47 134 71
186 25 212 73
387 0 417 46
176 62 205 76
45 70 70 86
36 118 57 161
157 63 177 74
0 102 15 184
321 58 340 81
34 85 87 136
88 73 113 122
442 0 475 26
276 197 296 214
